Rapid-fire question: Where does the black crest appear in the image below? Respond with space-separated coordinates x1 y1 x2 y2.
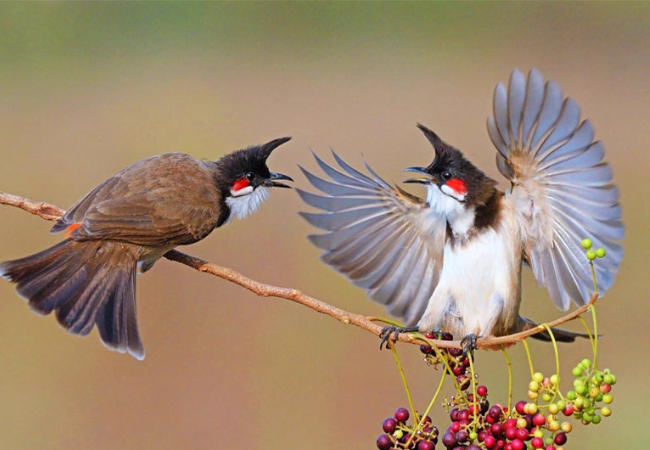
416 124 497 206
213 137 291 190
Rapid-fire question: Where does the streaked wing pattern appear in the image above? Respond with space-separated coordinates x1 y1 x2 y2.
297 151 446 325
488 68 623 310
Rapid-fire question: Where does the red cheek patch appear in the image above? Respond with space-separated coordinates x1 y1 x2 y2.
446 178 467 194
232 178 250 191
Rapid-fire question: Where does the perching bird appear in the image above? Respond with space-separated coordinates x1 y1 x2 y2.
1 137 293 360
298 69 623 349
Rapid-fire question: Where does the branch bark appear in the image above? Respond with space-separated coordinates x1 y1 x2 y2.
0 190 596 350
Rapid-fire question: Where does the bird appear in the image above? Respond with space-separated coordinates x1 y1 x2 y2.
0 137 293 360
297 68 623 350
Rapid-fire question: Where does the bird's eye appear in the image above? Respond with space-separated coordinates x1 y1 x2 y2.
441 171 452 180
245 172 255 181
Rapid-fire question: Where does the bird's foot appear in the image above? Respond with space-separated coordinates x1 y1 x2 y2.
379 326 420 350
460 333 481 357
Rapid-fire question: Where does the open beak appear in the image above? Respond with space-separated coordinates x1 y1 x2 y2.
266 172 294 189
403 166 436 185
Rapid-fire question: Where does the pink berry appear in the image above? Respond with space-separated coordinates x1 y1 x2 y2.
484 435 496 449
477 385 488 397
533 414 546 427
511 439 524 450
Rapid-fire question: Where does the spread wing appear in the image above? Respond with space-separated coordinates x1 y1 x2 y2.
51 153 220 246
297 151 446 326
487 68 624 310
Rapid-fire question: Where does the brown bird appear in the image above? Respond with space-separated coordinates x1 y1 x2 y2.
1 137 293 360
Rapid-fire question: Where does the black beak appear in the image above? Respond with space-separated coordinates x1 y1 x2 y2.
266 172 294 189
403 167 436 184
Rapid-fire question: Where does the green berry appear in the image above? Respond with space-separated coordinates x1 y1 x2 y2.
529 381 540 392
592 414 602 424
588 387 600 398
550 374 559 385
581 359 592 368
601 406 612 417
393 429 404 439
533 372 544 383
572 366 583 377
581 238 593 249
542 393 552 402
556 400 566 410
596 248 606 258
469 431 478 440
586 250 597 260
602 394 613 404
548 403 559 414
567 391 577 400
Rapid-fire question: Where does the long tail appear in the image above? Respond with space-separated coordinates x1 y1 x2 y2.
519 316 594 343
0 239 145 360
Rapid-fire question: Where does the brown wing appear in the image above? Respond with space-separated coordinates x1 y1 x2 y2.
52 153 222 246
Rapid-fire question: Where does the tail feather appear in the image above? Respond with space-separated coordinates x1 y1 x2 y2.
0 239 145 360
519 316 594 343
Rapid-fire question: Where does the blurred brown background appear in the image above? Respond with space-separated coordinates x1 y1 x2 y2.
0 3 648 449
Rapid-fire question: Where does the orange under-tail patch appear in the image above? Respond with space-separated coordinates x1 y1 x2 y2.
65 223 82 238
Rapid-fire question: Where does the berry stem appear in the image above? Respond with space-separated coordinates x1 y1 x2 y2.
590 305 599 370
577 315 597 367
431 344 465 396
522 339 535 380
500 344 513 414
389 344 417 422
542 323 561 404
467 350 479 425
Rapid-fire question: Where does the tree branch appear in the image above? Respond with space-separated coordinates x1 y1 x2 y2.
0 190 596 350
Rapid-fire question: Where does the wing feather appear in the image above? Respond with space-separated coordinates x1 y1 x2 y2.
487 68 623 309
298 152 445 326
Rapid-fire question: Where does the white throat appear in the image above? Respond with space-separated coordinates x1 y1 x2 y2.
226 186 270 221
425 184 475 236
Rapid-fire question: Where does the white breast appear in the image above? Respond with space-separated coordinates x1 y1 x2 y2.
226 186 270 222
418 215 521 337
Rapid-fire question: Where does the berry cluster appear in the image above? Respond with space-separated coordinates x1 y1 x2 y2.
376 407 438 450
375 348 616 449
420 332 473 390
566 359 616 424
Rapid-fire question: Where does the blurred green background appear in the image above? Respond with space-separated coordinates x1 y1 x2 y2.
0 3 648 449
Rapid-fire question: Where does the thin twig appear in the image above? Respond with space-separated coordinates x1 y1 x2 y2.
0 190 596 350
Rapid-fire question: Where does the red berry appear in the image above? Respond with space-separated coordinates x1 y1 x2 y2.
554 433 567 446
418 441 435 450
511 439 524 450
442 431 457 448
562 404 574 416
484 435 496 449
505 444 513 450
376 434 392 450
491 423 504 437
545 446 556 450
477 385 488 397
488 405 503 420
451 422 461 432
505 427 517 440
458 409 471 422
440 331 454 340
515 401 526 415
420 344 433 354
515 428 529 441
531 437 544 449
382 418 397 433
504 418 517 429
395 407 410 422
532 414 546 427
600 383 611 393
450 408 460 422
496 438 506 449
